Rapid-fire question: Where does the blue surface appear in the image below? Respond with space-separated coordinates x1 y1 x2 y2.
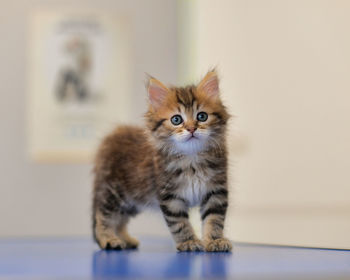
0 237 350 279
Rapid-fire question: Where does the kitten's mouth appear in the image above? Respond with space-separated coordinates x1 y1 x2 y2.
186 135 198 141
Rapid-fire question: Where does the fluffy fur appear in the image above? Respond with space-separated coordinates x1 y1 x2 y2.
92 70 232 252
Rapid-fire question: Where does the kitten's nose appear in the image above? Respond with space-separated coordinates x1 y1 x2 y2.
187 127 197 134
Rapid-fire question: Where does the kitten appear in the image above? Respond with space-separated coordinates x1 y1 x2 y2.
92 70 232 252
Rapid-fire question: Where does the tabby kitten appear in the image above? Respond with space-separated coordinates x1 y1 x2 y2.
92 70 232 252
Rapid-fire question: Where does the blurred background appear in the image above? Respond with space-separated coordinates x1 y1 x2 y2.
1 0 350 249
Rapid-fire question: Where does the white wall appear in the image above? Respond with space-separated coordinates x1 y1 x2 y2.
194 0 350 248
3 0 350 249
0 0 177 238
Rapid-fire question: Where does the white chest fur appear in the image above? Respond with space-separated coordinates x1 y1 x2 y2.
179 178 207 207
176 159 210 207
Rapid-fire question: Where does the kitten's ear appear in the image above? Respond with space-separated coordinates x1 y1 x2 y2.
147 76 170 109
197 70 220 99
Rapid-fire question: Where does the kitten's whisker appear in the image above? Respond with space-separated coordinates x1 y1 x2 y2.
210 137 224 155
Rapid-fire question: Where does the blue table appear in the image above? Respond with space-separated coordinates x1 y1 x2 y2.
0 237 350 279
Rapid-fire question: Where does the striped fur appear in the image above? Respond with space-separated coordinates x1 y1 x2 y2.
92 70 232 252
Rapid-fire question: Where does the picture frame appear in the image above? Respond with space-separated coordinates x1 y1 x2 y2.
27 9 131 163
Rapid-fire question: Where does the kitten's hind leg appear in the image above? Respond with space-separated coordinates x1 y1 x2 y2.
93 180 139 250
94 211 126 250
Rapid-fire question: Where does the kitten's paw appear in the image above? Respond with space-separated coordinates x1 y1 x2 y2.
124 237 140 249
205 238 232 252
176 239 204 252
99 237 126 250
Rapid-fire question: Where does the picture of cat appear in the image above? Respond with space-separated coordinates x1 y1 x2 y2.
92 70 232 252
56 36 92 103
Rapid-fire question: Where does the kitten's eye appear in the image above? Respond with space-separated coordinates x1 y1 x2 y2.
171 115 183 125
197 112 208 122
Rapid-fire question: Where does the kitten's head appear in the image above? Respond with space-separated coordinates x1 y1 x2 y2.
145 70 230 155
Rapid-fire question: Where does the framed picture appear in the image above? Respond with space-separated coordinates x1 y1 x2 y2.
27 9 131 162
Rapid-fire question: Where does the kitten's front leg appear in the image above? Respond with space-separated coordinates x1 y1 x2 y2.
159 193 203 252
200 188 232 252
